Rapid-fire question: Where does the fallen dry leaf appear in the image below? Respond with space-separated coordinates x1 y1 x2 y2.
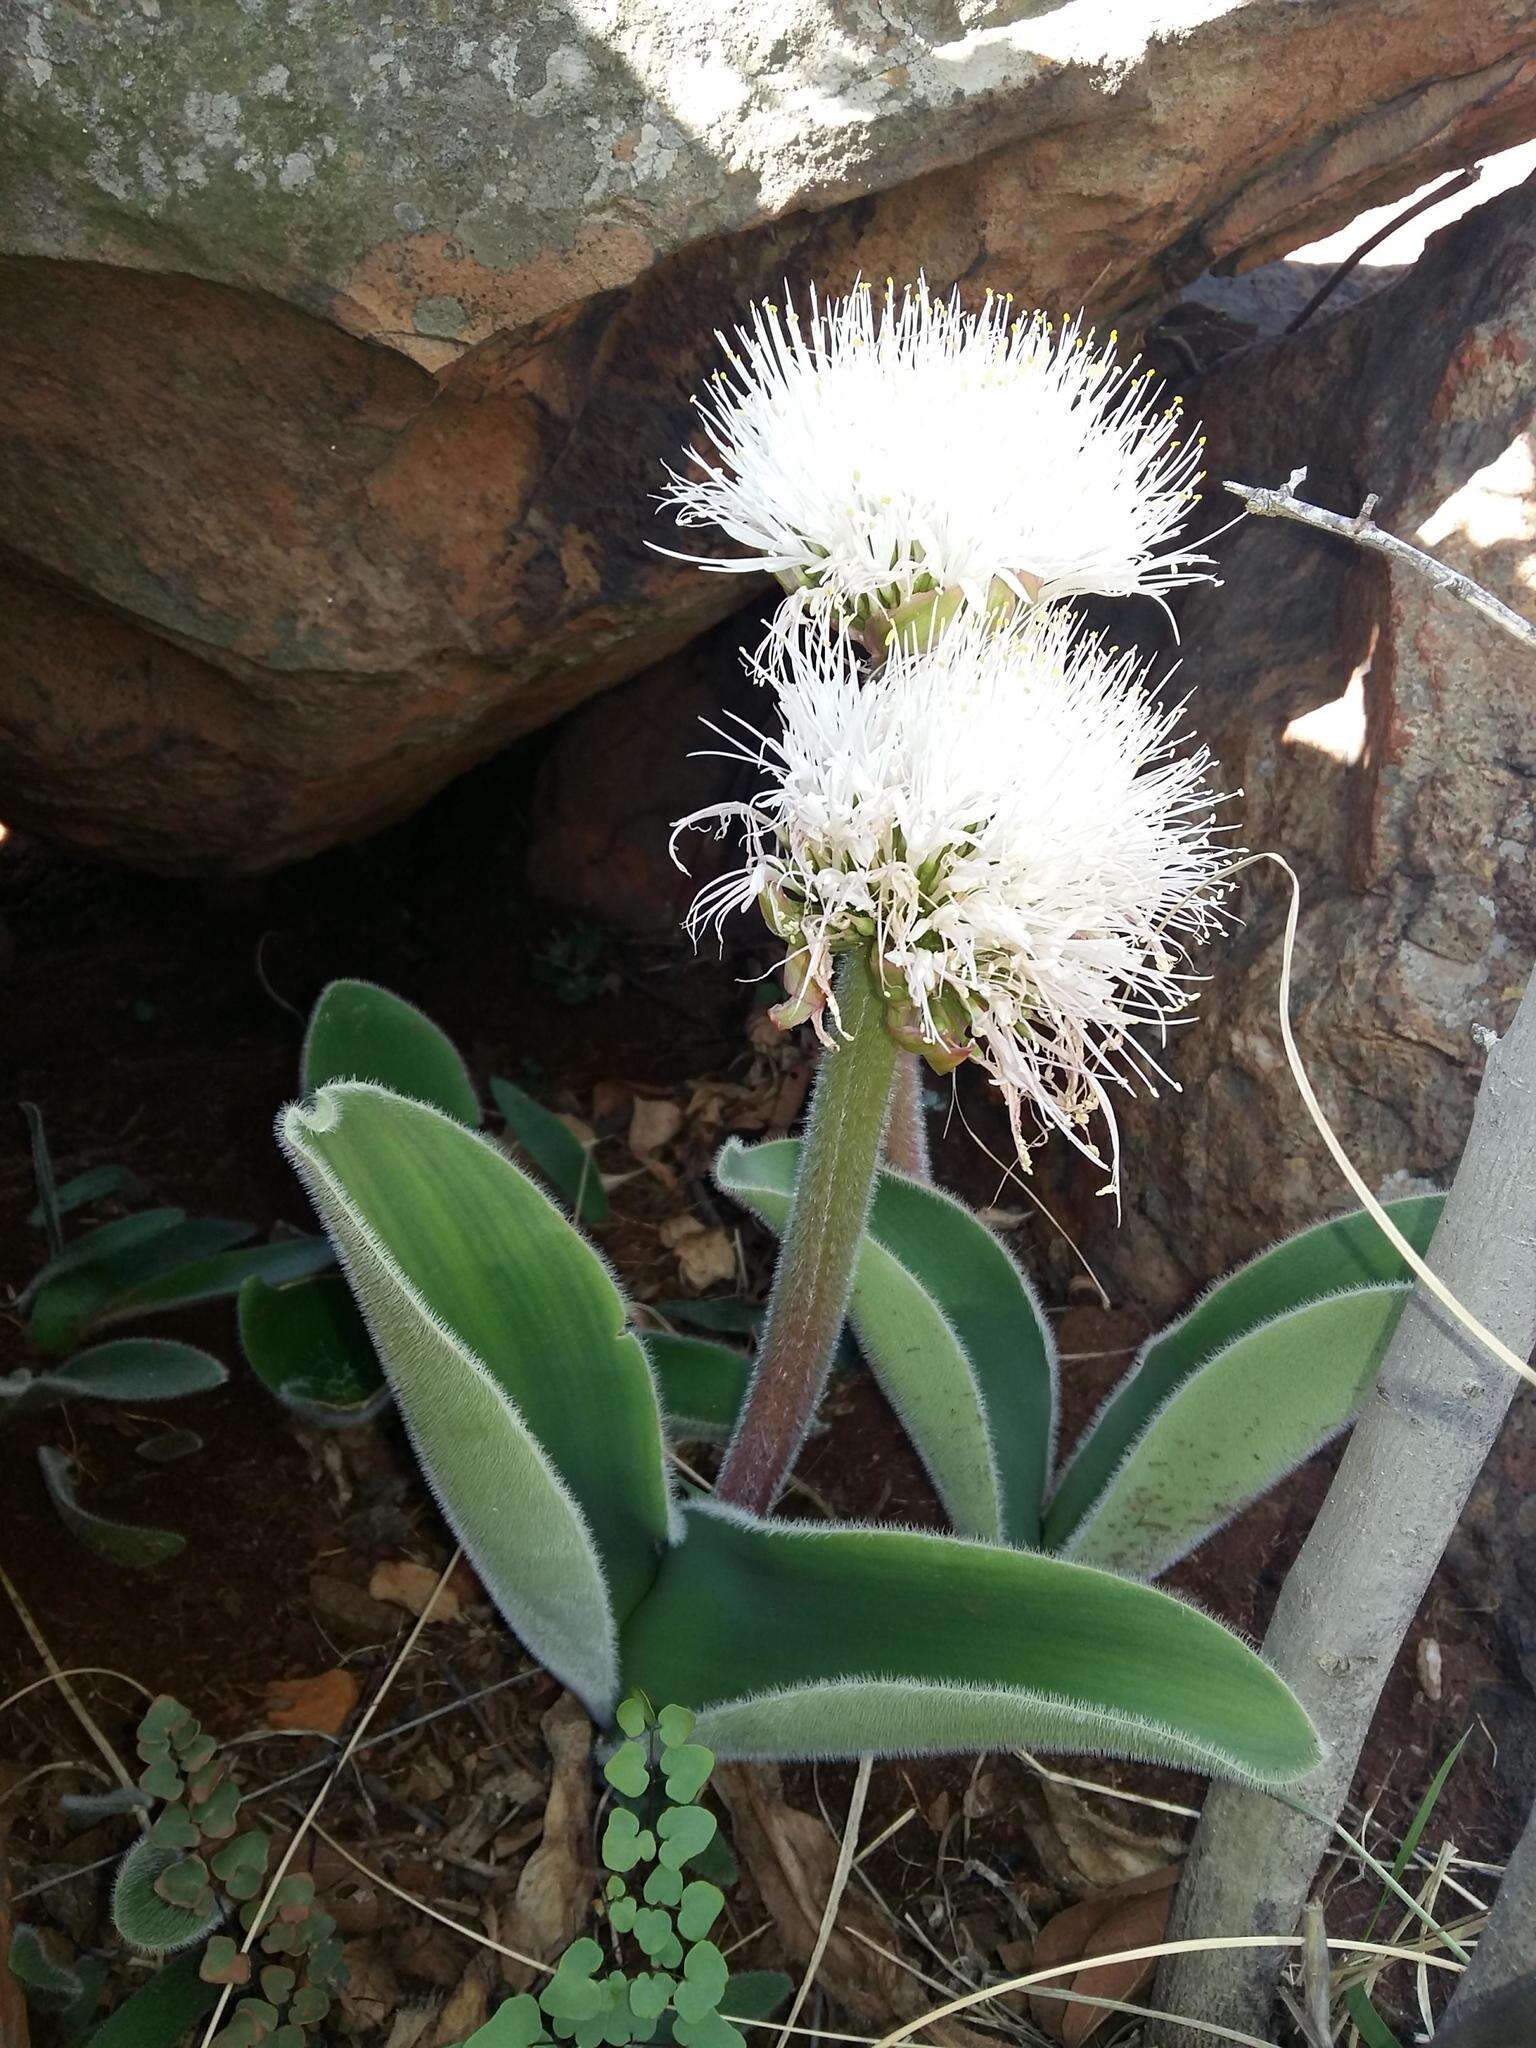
628 1096 684 1157
262 1668 360 1735
499 1694 595 1992
369 1558 463 1622
1027 1865 1179 2047
658 1215 737 1291
1039 1779 1184 1888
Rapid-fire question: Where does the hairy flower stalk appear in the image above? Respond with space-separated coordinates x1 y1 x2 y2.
676 607 1233 1202
713 950 898 1513
660 278 1213 632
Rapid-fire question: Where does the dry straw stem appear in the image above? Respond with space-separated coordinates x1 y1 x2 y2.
197 1548 466 2047
0 1562 148 1831
776 1755 873 2048
1150 858 1536 2036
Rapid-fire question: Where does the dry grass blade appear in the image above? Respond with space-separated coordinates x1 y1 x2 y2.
197 1546 466 2047
0 1561 147 1829
776 1755 873 2048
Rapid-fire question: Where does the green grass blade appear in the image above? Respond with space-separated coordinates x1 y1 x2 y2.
303 978 480 1125
38 1447 185 1569
1363 1728 1470 1941
21 1101 65 1256
1045 1194 1444 1548
718 1139 1054 1546
1342 1985 1404 2047
1063 1286 1412 1579
490 1077 610 1225
281 1084 674 1709
645 1333 752 1444
622 1502 1321 1784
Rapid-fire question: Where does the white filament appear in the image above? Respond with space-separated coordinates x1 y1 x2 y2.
660 279 1213 620
674 608 1234 1200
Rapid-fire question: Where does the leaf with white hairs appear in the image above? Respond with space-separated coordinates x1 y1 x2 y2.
280 1084 676 1718
1062 1284 1415 1579
622 1502 1321 1786
1045 1193 1444 1551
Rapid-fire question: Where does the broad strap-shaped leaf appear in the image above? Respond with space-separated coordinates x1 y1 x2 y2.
26 1218 257 1356
38 1447 185 1568
491 1077 610 1224
238 1272 389 1426
2 1341 225 1424
622 1502 1320 1786
644 1333 753 1444
280 1084 675 1716
717 1139 1055 1546
304 977 481 1125
20 1208 187 1306
95 1235 335 1324
1045 1193 1445 1550
48 1341 228 1402
84 1952 218 2047
1063 1286 1413 1579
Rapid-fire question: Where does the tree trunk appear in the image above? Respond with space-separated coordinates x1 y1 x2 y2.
1151 974 1536 2046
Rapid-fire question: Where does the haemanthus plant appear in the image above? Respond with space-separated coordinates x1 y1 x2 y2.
264 281 1441 1792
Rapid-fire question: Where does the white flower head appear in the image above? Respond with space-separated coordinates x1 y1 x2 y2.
660 279 1213 628
674 608 1236 1200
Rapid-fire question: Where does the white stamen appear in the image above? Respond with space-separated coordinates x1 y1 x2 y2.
673 609 1236 1202
659 279 1212 623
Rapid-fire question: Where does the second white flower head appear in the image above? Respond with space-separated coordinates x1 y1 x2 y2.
676 608 1234 1197
662 279 1212 625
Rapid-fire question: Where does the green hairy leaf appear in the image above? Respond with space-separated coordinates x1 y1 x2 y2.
85 1953 219 2047
1063 1286 1414 1579
280 1084 674 1718
643 1334 752 1444
491 1076 611 1225
238 1272 387 1425
718 1138 1055 1546
96 1236 336 1325
622 1502 1320 1786
27 1218 258 1356
46 1341 228 1403
1045 1193 1444 1549
111 1838 222 1954
38 1448 185 1569
303 977 480 1126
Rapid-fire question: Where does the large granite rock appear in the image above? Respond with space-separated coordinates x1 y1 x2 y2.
5 0 1536 869
1088 178 1536 1308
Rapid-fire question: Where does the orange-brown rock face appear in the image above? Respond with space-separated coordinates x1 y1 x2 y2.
3 0 1536 869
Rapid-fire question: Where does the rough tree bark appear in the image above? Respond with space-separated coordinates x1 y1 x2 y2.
1150 973 1536 2045
1439 1796 1536 2038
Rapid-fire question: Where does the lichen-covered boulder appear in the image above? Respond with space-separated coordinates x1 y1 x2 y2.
4 0 1536 868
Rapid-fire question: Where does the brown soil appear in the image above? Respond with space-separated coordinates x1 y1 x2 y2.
0 740 1523 2045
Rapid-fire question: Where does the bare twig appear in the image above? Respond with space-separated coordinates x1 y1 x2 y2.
1284 167 1479 333
1224 470 1536 651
